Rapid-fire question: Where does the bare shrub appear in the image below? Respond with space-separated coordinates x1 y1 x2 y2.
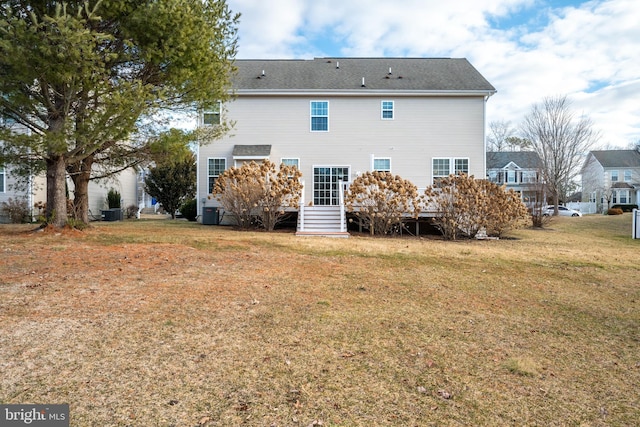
1 197 30 223
346 171 421 235
213 160 303 231
425 174 529 240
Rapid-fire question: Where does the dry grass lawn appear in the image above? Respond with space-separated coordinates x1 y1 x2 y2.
1 215 639 426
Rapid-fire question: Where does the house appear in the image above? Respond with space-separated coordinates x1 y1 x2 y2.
581 149 640 212
197 57 496 234
486 151 544 207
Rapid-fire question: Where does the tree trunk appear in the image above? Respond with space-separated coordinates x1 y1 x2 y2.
68 156 94 224
46 155 68 227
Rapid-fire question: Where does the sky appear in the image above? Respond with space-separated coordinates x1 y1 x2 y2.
226 0 640 148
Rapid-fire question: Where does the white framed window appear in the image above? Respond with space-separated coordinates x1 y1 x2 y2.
488 170 498 182
381 101 394 120
624 170 632 182
373 157 391 172
203 101 222 126
281 158 299 168
432 157 469 183
0 166 5 193
310 101 329 132
522 170 537 183
610 170 619 182
589 191 597 203
616 189 629 204
207 158 226 193
507 170 516 183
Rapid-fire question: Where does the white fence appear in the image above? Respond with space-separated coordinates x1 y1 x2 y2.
633 209 640 239
566 202 597 215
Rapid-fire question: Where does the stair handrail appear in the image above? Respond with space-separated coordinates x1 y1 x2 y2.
298 179 305 232
338 179 346 232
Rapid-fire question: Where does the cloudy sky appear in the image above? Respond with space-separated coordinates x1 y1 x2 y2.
226 0 640 148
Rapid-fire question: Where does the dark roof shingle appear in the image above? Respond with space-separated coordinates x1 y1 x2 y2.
231 57 496 93
487 152 541 169
590 150 640 168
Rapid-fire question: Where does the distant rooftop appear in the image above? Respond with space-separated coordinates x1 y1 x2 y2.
487 151 541 169
590 149 640 168
230 57 496 93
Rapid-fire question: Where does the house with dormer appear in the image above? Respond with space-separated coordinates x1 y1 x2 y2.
197 57 496 234
486 151 544 207
581 149 640 213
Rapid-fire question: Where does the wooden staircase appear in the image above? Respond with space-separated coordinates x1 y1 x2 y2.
295 205 349 237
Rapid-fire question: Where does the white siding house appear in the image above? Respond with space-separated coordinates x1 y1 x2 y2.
581 149 640 213
197 58 496 233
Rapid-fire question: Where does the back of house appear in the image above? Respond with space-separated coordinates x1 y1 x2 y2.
197 57 496 231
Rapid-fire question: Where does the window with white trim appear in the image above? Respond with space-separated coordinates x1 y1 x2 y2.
507 170 516 183
624 170 632 182
373 158 391 172
0 166 5 193
610 170 619 182
208 158 226 193
432 158 469 183
281 158 299 168
203 101 221 126
310 101 329 132
616 189 629 204
381 101 394 120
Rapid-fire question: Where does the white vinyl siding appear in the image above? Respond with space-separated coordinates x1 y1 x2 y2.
208 158 226 193
310 101 329 132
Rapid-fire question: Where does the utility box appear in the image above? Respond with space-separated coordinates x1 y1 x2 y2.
102 208 123 222
202 206 219 225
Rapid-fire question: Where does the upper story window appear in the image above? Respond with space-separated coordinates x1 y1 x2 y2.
203 101 222 126
610 170 619 182
624 170 632 182
488 170 498 182
522 170 537 183
310 101 329 132
381 101 394 120
507 170 516 183
208 158 226 193
373 158 391 172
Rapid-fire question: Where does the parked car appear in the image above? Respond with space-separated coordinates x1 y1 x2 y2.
543 206 582 217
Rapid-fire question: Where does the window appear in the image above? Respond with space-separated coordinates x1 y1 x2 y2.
432 158 469 183
507 170 516 183
0 166 5 193
488 170 498 182
454 158 469 175
310 101 329 132
610 170 619 182
624 170 632 182
522 171 537 183
381 101 394 120
617 189 629 204
203 101 221 126
281 158 299 168
373 158 391 172
208 158 226 193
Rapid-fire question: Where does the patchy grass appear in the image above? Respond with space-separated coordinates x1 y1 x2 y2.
0 215 639 426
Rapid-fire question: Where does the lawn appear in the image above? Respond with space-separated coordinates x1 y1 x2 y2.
0 215 638 426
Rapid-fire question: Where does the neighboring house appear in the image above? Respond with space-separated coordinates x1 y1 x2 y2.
197 57 496 234
486 151 544 207
581 149 640 213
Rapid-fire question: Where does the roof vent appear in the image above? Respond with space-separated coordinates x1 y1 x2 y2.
388 67 392 75
336 61 339 69
361 77 366 87
261 70 265 77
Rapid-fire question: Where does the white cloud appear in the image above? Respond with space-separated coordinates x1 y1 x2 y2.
227 0 640 146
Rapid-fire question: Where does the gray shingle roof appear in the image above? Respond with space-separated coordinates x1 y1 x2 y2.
231 58 496 93
590 150 640 168
486 152 541 169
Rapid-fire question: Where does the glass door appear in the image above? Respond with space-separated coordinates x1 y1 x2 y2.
313 166 350 206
